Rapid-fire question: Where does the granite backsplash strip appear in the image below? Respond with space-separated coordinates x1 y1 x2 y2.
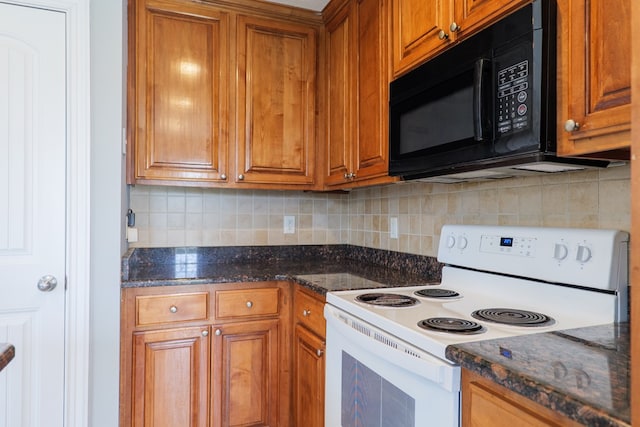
122 244 442 282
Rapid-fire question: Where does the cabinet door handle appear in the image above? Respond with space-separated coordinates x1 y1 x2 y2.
220 173 227 180
564 119 580 132
238 174 245 180
302 309 311 317
316 349 324 357
449 22 460 33
438 30 449 40
246 301 253 308
215 328 222 336
202 330 209 337
169 305 178 313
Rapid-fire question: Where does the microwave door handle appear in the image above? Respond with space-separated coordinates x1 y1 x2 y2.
473 58 490 141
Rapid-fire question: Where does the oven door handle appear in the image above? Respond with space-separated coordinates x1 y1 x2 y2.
325 304 460 393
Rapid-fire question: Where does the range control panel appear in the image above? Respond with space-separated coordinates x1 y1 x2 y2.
438 225 629 292
479 234 536 257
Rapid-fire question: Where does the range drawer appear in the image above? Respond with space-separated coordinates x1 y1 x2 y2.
215 288 280 319
294 286 325 337
135 292 209 326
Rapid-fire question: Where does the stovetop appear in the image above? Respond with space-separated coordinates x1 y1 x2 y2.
325 266 622 361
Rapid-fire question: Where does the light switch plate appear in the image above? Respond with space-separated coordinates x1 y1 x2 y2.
284 215 295 234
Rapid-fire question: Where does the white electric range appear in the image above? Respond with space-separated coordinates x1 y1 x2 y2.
324 224 629 427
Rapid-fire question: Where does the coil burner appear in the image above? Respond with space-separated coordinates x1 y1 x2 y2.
471 308 555 327
414 288 461 300
417 317 486 334
354 293 419 308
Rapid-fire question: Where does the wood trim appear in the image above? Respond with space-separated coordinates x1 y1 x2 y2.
630 0 640 422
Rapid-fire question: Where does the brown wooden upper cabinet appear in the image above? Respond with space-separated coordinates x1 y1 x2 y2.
128 0 230 186
235 15 317 187
127 0 321 189
323 0 396 188
390 0 528 77
557 0 631 159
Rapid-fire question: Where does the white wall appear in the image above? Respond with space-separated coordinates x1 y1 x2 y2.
89 0 125 425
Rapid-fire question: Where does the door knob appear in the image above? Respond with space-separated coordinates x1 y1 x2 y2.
37 275 58 292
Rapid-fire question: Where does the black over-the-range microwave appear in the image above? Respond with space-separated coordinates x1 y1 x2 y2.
388 0 609 182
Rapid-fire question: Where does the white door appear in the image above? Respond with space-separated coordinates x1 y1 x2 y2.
0 3 66 427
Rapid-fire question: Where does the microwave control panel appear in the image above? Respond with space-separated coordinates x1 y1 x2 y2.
496 60 530 135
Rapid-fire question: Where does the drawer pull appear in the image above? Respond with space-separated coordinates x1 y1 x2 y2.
169 305 178 313
246 301 253 308
303 309 311 317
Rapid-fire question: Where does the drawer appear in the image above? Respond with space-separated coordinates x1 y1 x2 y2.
294 287 325 337
135 292 209 326
215 288 280 319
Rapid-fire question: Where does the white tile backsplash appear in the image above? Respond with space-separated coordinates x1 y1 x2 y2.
128 164 631 256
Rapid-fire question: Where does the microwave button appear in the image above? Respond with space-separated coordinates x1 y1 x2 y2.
517 91 527 102
513 76 528 86
513 121 528 130
513 116 527 124
517 104 528 116
499 124 512 133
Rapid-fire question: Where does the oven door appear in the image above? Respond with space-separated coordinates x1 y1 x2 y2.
324 304 460 427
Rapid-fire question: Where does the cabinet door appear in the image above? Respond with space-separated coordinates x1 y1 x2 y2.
461 369 582 427
211 319 280 427
354 0 390 181
293 324 326 427
558 0 631 157
391 0 452 76
132 326 210 427
236 15 317 187
324 2 354 186
131 0 230 184
453 0 526 40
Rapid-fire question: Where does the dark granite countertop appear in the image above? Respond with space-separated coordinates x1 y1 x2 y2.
446 323 630 427
0 343 15 372
121 244 442 294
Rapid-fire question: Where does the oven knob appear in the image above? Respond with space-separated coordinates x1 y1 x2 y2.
553 243 569 260
457 236 468 249
446 235 456 248
576 245 592 263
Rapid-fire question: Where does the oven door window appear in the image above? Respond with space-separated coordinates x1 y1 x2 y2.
341 352 415 426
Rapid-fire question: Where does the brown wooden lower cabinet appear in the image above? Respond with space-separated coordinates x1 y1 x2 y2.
462 369 583 427
132 326 211 427
211 319 280 427
292 285 326 427
293 324 325 427
120 281 292 427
